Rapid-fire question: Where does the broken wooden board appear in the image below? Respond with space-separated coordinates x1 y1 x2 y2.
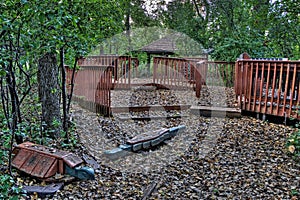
116 115 189 121
127 128 169 145
190 105 241 118
82 154 100 170
12 142 83 179
142 182 157 200
111 104 191 113
104 125 186 160
22 182 64 198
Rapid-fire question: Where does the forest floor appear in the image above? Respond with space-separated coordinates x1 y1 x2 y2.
18 86 300 199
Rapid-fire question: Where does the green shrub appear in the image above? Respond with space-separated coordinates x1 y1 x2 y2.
286 128 300 156
0 174 23 200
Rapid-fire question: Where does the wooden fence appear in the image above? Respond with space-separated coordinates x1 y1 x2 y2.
69 55 237 116
152 57 206 97
67 65 113 116
235 60 300 119
151 57 235 97
68 55 300 120
204 61 235 87
77 55 139 89
69 56 235 115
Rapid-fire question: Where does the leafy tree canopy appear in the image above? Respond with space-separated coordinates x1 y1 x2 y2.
155 0 300 61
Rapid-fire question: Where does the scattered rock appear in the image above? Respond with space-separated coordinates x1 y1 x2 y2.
22 87 298 199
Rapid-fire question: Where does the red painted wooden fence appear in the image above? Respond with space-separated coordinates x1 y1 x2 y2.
77 55 139 89
235 59 300 119
152 57 235 97
152 56 205 97
68 65 113 116
205 61 235 87
69 55 236 116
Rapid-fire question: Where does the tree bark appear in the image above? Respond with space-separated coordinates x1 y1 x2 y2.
38 53 62 138
60 48 69 140
125 3 131 53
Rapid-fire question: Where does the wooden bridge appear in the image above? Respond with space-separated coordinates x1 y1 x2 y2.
67 54 300 120
235 59 300 119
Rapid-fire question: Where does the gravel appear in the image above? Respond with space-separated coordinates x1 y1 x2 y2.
111 85 238 108
21 86 300 199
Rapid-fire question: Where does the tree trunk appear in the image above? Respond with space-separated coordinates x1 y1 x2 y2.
60 48 69 141
38 53 62 138
125 4 131 53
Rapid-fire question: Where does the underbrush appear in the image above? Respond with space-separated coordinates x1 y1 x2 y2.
286 126 300 156
0 87 78 199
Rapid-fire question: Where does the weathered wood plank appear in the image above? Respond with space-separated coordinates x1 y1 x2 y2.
22 183 64 198
111 104 191 113
190 105 241 118
116 115 189 121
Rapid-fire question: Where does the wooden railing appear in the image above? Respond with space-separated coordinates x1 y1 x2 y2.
153 57 204 96
152 57 235 97
78 55 118 66
205 61 235 87
235 60 300 119
78 55 139 89
67 65 113 116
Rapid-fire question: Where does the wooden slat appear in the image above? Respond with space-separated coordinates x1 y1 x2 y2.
62 153 83 168
235 61 241 106
12 149 32 169
247 62 253 110
44 159 59 178
264 63 271 114
289 65 297 116
252 62 259 112
19 152 43 173
282 63 290 116
276 63 283 116
297 80 300 118
270 62 277 114
31 155 56 178
257 62 264 113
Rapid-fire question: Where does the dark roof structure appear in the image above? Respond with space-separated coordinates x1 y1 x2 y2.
136 34 179 55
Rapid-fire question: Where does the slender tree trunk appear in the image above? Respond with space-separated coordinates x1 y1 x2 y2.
67 57 79 114
100 45 104 55
60 48 69 141
125 4 131 53
192 0 201 18
38 53 62 138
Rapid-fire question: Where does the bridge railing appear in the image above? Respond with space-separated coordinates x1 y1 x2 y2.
235 59 300 119
152 57 204 95
77 55 139 89
152 57 235 97
205 61 235 87
67 65 113 116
